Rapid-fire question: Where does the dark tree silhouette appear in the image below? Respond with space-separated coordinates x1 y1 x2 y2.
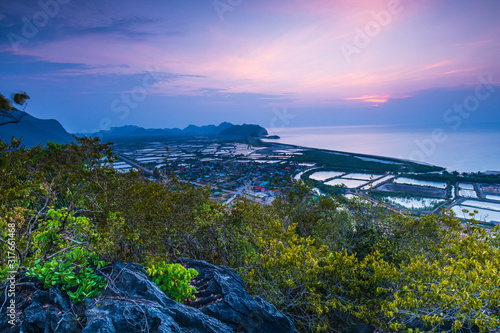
13 91 30 110
0 92 29 126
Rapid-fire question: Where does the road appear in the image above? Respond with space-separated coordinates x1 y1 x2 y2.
223 181 254 205
117 154 262 205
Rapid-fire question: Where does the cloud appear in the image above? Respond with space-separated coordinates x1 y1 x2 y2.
0 0 499 131
345 95 390 105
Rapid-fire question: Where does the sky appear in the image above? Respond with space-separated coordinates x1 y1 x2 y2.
0 0 499 133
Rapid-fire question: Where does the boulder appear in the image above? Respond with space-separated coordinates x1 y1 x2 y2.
177 258 295 333
7 287 81 333
83 262 232 333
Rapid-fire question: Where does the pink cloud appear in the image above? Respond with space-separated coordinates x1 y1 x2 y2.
345 95 390 104
10 0 499 107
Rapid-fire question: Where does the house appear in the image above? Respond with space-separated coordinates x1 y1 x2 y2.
255 186 265 192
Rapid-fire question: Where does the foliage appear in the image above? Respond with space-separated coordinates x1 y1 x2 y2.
26 254 107 303
0 208 108 303
381 222 500 332
13 91 30 109
0 91 28 126
0 93 14 111
146 262 198 302
0 138 114 303
242 220 397 331
2 136 500 332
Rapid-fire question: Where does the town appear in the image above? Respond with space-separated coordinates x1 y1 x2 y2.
109 137 500 227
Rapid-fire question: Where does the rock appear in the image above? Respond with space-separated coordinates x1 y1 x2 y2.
82 298 184 333
177 258 295 333
11 287 82 333
84 262 232 333
1 260 294 333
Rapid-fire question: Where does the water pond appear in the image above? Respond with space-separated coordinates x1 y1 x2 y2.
486 195 500 202
461 200 500 211
459 183 475 190
309 171 344 181
459 189 477 198
393 177 447 189
451 205 500 223
385 197 445 210
325 178 368 188
342 173 384 180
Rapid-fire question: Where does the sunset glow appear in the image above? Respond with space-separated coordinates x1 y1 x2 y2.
0 0 499 131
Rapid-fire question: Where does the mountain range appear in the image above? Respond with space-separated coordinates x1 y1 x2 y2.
0 112 269 147
76 122 268 140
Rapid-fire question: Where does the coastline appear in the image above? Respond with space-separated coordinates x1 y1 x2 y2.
264 125 500 173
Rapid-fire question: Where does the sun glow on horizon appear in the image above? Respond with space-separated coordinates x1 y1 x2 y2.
345 95 390 104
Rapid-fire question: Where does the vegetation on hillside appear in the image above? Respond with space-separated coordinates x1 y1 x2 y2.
292 150 444 173
1 137 499 332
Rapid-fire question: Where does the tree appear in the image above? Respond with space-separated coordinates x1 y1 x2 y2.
13 91 30 111
153 167 161 179
0 92 31 168
0 91 29 126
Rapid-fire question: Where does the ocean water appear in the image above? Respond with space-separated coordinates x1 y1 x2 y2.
266 126 500 173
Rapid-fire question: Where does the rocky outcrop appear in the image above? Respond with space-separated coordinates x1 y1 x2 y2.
177 258 294 332
1 260 294 333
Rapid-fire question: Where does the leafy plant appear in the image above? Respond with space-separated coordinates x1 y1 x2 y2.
22 208 108 302
146 262 198 302
26 250 107 303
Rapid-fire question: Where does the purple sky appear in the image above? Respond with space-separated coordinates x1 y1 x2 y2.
0 0 499 133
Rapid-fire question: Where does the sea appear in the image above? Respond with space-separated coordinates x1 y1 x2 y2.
265 125 500 173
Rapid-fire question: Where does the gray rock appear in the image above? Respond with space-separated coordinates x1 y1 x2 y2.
177 258 295 333
90 262 232 333
16 287 82 333
0 260 294 333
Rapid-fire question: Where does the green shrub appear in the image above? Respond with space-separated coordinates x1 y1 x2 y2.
26 251 107 303
146 262 198 302
381 223 500 332
243 220 398 332
23 208 108 303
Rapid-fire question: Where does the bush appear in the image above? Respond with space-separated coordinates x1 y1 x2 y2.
146 262 198 302
1 208 108 303
242 220 398 332
381 223 500 332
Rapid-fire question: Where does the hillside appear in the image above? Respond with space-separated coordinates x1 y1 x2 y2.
0 110 74 147
1 138 499 332
76 121 264 139
218 124 268 137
